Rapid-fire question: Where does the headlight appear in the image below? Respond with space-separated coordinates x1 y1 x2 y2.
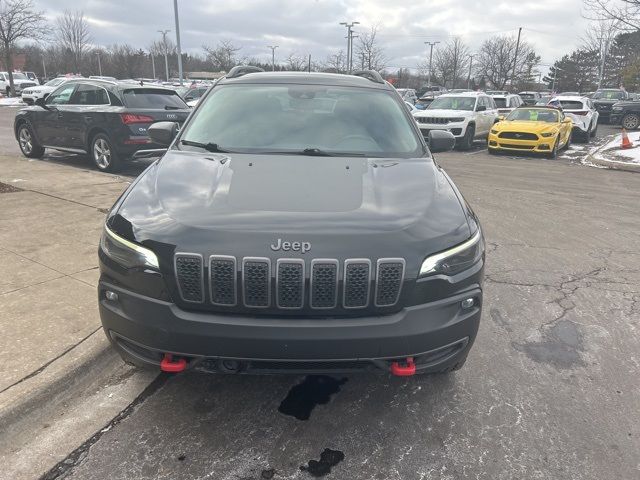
540 132 555 137
100 225 159 269
612 107 623 111
419 230 484 277
449 118 465 123
490 129 499 134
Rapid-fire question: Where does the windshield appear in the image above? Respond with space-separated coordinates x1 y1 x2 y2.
12 73 28 80
45 78 65 87
122 88 188 108
593 90 625 100
520 93 535 99
507 108 559 122
558 100 584 110
427 96 476 111
179 84 421 157
493 98 507 108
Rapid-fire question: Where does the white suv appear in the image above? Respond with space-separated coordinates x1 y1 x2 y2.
490 93 524 116
21 77 74 105
0 72 37 97
412 92 499 150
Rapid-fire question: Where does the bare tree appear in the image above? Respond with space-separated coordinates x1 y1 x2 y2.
583 0 640 31
0 0 48 96
476 35 539 89
322 50 347 73
202 40 241 72
285 53 307 71
433 38 469 88
56 10 91 73
355 25 387 71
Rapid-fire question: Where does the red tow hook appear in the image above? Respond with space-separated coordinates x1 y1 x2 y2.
160 353 187 373
390 357 416 376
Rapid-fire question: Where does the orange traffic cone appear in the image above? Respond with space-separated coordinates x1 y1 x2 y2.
621 129 634 149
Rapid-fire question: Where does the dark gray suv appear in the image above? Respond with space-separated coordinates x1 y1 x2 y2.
98 68 484 377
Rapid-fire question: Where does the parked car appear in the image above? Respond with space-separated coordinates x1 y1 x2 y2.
0 71 38 96
90 75 118 82
558 91 580 96
610 101 640 130
487 106 573 158
518 91 542 106
535 95 554 106
21 76 79 105
551 96 599 141
490 93 524 116
486 90 508 96
98 67 484 377
405 101 418 113
396 88 418 104
592 88 629 123
415 95 436 110
413 92 499 150
23 71 40 85
13 79 190 171
448 89 474 93
417 85 447 97
176 86 208 107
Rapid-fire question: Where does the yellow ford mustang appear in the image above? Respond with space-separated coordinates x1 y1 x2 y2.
487 106 573 158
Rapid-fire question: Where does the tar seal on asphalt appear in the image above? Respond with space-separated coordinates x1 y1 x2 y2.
278 376 347 421
300 448 345 477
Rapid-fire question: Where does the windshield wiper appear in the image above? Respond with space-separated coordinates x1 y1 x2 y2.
299 148 366 157
164 105 183 110
180 140 231 153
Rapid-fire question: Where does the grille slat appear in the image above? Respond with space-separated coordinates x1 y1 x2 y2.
209 255 237 306
242 258 271 308
375 259 405 307
343 259 372 309
310 259 339 309
175 254 204 303
277 259 304 309
498 131 538 140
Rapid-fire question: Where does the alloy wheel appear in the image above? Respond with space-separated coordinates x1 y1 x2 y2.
622 114 640 130
93 138 111 169
19 127 33 155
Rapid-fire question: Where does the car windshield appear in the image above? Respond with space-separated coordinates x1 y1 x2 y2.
45 78 65 87
122 88 188 108
179 84 422 157
427 96 476 111
520 93 536 99
507 108 559 122
593 90 625 100
493 98 507 108
12 73 28 80
558 100 584 110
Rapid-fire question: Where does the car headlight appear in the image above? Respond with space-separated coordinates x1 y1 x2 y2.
612 107 623 111
419 230 484 277
100 224 159 269
490 129 499 134
450 118 465 123
540 132 555 137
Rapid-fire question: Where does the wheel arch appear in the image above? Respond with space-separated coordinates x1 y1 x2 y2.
86 127 110 151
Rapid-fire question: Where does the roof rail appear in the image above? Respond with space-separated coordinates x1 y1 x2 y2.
226 66 265 79
352 70 385 84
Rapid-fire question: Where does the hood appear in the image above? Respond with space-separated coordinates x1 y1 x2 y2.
111 151 471 261
414 109 471 117
593 98 620 105
612 101 639 107
494 120 559 133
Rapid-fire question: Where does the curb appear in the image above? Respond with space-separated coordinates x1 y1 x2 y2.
582 133 640 173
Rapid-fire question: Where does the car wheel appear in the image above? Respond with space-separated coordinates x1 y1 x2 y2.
562 131 572 150
457 124 475 151
547 138 559 159
91 133 121 172
583 124 591 144
17 123 45 158
5 87 10 98
487 147 498 155
590 121 598 138
622 113 640 130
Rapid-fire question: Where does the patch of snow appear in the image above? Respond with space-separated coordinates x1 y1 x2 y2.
0 97 25 107
592 133 640 165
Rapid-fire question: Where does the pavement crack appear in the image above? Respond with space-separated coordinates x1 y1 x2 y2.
0 327 102 395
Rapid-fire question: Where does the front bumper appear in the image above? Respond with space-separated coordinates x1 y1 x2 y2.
609 113 623 125
417 122 467 139
99 280 482 374
487 133 556 153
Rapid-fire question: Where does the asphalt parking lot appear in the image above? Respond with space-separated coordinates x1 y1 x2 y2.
0 107 638 480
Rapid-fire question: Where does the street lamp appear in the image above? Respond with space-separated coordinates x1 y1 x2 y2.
158 29 171 81
96 51 102 76
173 0 184 85
340 21 359 73
551 66 563 93
267 45 279 71
424 41 440 87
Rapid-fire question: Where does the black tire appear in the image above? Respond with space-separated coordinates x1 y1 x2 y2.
583 124 591 144
562 130 572 150
622 113 640 130
547 138 559 159
90 133 121 172
17 123 45 158
590 121 597 138
487 147 498 155
5 87 10 98
457 124 475 151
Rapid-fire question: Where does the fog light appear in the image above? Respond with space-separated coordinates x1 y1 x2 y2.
105 290 118 301
461 298 474 309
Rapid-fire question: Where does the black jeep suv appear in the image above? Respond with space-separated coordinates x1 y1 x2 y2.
98 68 485 376
592 88 629 123
14 79 190 172
610 100 640 130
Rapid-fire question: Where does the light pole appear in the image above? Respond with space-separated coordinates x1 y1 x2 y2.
96 52 102 76
150 53 156 80
173 0 183 85
597 37 610 89
340 21 359 73
551 66 563 93
424 41 440 87
158 29 171 81
41 56 47 80
267 45 279 71
467 54 475 90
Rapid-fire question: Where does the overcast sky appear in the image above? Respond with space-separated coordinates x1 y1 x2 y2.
35 0 591 73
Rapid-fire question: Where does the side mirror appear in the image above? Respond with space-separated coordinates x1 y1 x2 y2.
428 130 456 153
476 105 487 112
498 115 506 121
148 121 179 146
35 97 47 108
